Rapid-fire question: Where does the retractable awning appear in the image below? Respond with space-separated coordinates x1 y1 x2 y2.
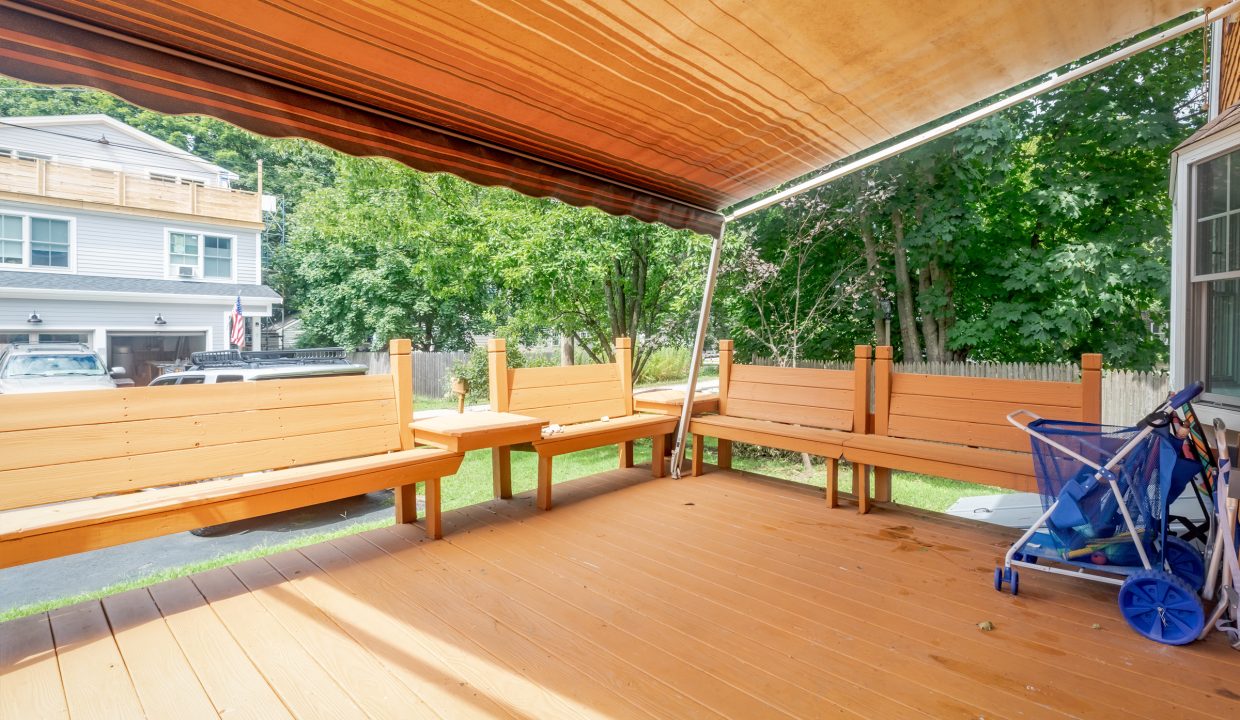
0 1 1202 235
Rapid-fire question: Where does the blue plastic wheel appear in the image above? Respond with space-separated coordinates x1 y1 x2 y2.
1163 536 1206 592
1010 570 1019 596
1117 569 1204 645
993 567 1003 592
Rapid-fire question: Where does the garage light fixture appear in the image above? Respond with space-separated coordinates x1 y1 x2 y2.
26 311 41 324
153 313 167 325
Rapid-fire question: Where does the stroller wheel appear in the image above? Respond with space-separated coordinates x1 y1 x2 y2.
993 567 1003 592
1162 536 1206 592
1011 570 1019 596
993 566 1019 595
1118 569 1204 645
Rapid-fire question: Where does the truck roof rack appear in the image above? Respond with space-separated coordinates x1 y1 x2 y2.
189 347 351 368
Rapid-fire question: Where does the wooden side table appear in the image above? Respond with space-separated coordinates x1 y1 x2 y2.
411 411 548 498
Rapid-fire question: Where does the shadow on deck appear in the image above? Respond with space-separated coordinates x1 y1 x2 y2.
3 467 1238 719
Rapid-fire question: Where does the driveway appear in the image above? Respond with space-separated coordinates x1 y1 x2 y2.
0 492 397 614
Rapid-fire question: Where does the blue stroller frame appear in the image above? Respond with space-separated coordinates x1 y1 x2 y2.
999 383 1207 645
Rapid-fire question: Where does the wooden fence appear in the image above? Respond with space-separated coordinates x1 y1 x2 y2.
753 356 1169 427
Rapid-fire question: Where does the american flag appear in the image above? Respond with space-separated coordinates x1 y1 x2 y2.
230 295 246 348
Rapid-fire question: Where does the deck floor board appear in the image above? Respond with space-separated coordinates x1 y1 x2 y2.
3 467 1239 719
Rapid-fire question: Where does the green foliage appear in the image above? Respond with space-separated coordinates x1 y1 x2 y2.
451 341 554 402
636 346 690 384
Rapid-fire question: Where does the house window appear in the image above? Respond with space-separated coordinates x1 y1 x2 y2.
168 230 233 279
1191 148 1240 402
29 218 70 268
0 212 71 269
203 235 232 278
0 215 22 265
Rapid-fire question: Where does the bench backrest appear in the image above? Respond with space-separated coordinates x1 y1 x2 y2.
717 340 870 432
0 340 415 512
872 346 1102 453
488 337 633 425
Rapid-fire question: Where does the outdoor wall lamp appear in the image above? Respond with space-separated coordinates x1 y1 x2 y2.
26 311 42 324
879 298 892 320
154 313 167 325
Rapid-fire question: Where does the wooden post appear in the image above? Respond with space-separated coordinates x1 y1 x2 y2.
1081 353 1103 424
718 339 733 416
872 346 893 504
652 432 667 478
616 337 634 416
826 459 839 508
537 455 554 510
619 441 634 468
488 339 510 412
716 439 732 470
691 434 704 476
390 339 418 524
853 345 873 513
424 478 442 540
487 339 512 499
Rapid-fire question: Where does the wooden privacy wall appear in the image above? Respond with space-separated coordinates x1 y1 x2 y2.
489 338 633 425
0 374 401 511
725 365 854 429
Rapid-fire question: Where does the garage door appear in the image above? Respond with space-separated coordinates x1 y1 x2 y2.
107 333 206 387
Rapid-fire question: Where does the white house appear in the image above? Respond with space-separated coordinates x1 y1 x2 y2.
0 114 279 385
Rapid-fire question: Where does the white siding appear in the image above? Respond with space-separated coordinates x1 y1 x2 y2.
0 121 218 184
0 199 260 285
0 297 228 352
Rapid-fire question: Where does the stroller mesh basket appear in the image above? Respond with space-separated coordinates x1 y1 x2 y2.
1028 419 1167 565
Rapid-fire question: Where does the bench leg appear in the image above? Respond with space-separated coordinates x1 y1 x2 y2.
855 463 872 514
826 458 839 508
663 432 674 456
619 441 634 468
537 455 554 510
492 446 512 499
691 434 705 476
716 439 732 470
425 478 442 540
651 433 667 478
873 467 892 504
395 483 418 524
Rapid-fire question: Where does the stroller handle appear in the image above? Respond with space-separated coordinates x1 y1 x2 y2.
1006 408 1043 431
1168 382 1204 410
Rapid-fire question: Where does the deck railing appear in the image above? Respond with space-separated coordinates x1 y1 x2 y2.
0 155 262 223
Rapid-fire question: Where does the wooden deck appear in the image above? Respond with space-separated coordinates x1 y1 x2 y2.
3 467 1238 719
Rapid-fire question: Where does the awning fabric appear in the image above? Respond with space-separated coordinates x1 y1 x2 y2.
0 1 1201 234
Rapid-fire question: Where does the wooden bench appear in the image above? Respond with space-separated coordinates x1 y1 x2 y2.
488 337 677 510
843 346 1101 510
689 341 871 507
0 340 464 568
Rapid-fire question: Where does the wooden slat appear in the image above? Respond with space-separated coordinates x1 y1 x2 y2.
0 399 398 472
0 454 463 568
730 364 854 389
689 418 846 458
728 381 852 410
47 602 146 718
146 578 293 719
885 415 1034 453
0 425 400 511
889 394 1078 427
189 568 366 717
522 397 629 426
100 589 219 720
0 374 395 433
0 613 69 720
890 373 1082 407
535 416 677 456
509 379 623 411
725 398 851 429
508 363 619 390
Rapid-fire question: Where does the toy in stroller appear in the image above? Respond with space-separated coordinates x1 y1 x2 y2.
999 383 1209 645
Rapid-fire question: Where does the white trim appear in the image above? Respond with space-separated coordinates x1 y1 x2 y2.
163 226 238 283
1170 117 1240 431
0 286 276 309
0 206 76 273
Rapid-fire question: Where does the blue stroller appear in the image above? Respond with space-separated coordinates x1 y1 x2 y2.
998 384 1208 645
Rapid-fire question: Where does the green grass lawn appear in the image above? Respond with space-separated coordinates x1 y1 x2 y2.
0 437 1007 622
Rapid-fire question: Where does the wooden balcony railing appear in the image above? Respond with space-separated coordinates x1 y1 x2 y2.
0 156 262 224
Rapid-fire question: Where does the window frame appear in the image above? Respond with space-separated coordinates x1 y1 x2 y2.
0 207 76 272
164 227 237 282
1187 146 1240 408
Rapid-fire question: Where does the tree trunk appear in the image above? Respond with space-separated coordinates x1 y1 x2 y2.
859 217 885 345
560 334 575 366
918 266 942 362
891 210 922 360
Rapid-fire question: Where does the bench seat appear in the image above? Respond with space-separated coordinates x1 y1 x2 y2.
689 415 851 458
0 447 463 569
534 413 678 453
843 434 1035 491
